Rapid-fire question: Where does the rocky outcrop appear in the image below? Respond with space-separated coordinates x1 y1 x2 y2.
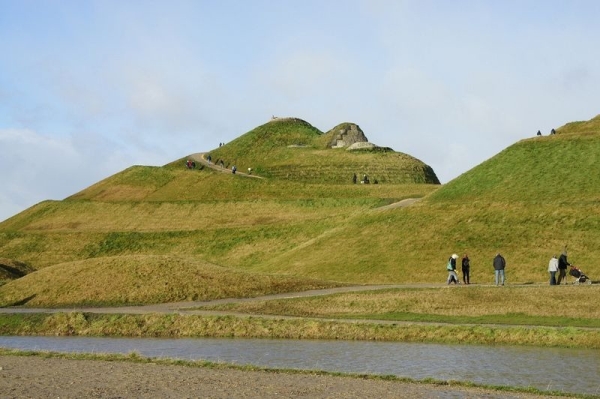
330 124 368 148
346 142 377 150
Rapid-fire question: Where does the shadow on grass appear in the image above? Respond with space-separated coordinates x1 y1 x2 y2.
1 295 37 307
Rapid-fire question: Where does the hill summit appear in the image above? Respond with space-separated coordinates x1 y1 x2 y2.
202 117 440 184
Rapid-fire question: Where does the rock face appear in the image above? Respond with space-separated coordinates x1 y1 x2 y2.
346 142 377 151
330 124 369 148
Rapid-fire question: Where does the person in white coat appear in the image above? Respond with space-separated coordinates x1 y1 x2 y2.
548 255 559 285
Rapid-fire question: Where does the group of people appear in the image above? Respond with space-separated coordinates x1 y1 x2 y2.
547 248 570 285
536 128 556 136
446 253 507 286
446 248 576 286
446 253 471 285
185 159 196 169
352 173 378 184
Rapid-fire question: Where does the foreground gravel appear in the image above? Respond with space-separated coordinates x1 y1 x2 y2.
0 355 565 399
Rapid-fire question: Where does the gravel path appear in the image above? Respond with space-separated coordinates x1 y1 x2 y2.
0 355 564 399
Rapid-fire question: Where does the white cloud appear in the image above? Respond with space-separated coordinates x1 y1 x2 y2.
0 128 164 222
1 1 600 218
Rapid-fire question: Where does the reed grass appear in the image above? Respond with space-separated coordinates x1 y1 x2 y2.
0 312 598 349
204 285 600 328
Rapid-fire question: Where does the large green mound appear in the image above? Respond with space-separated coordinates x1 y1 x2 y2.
194 118 439 184
258 114 600 283
1 114 599 306
0 255 342 307
0 117 440 306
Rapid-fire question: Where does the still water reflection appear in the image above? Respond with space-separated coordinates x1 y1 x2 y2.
0 336 598 395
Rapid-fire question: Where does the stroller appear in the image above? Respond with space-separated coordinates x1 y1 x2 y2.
569 266 592 285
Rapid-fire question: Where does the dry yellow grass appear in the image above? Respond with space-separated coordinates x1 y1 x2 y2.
206 285 600 320
0 255 343 307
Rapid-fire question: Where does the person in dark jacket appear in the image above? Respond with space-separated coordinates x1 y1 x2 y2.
556 248 570 285
461 254 470 284
493 253 506 286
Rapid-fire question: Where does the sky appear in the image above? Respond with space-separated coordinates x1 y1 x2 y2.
1 0 599 222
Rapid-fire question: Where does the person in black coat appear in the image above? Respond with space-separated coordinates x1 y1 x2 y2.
461 254 470 284
556 248 570 285
493 253 506 286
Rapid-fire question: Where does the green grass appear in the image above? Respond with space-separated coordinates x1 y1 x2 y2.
190 118 439 184
2 114 600 304
0 312 598 349
203 285 600 329
0 255 344 307
339 312 600 328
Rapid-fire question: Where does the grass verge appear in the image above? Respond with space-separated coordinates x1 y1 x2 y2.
0 313 598 349
203 285 600 329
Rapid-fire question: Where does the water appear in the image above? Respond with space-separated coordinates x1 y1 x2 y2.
0 336 598 396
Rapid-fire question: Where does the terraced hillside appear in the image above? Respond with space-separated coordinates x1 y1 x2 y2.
0 117 439 305
254 115 600 284
196 118 439 184
1 114 598 307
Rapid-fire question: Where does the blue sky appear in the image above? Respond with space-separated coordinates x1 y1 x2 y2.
1 0 599 221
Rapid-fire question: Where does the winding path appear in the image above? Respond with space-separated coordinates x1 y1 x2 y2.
189 152 264 179
2 282 581 332
0 284 413 315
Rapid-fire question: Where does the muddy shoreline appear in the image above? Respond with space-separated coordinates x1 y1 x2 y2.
0 355 565 398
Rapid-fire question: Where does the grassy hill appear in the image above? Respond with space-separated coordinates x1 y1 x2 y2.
254 115 600 283
1 114 599 306
192 118 439 184
0 117 439 305
0 255 343 307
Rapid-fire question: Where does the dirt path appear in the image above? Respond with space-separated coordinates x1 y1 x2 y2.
0 284 442 315
0 355 564 399
189 152 264 179
2 283 576 331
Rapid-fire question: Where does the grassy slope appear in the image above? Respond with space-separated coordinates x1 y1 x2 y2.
0 255 343 307
0 117 439 303
1 115 600 305
253 116 600 283
197 118 439 184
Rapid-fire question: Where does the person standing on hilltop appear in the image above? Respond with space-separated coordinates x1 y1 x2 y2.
493 253 506 286
556 247 570 285
548 255 559 285
461 254 470 285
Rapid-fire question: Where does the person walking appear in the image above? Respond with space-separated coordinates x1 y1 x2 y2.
548 255 559 285
447 254 460 285
493 253 506 286
556 248 570 285
461 254 470 284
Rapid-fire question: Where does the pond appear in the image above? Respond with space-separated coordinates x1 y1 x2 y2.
0 336 598 396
